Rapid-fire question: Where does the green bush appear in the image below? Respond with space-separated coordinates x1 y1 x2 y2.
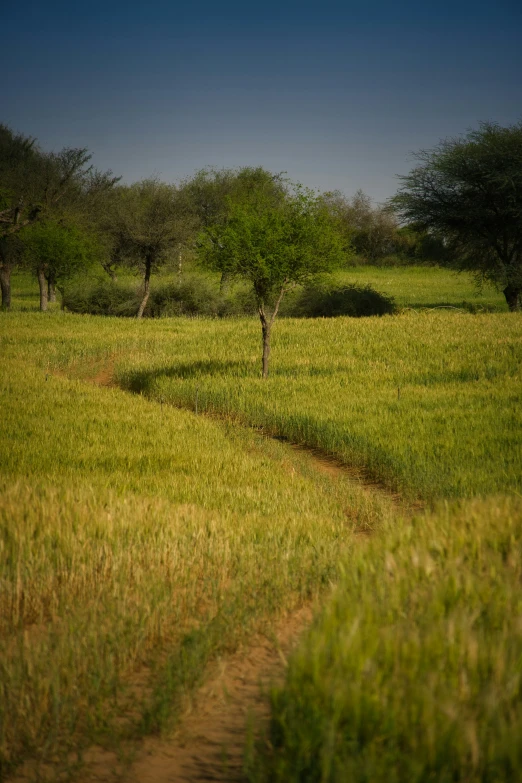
63 275 394 319
283 283 396 317
62 278 139 316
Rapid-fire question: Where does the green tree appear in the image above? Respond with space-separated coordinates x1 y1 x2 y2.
0 124 118 308
178 167 287 288
109 179 196 318
322 189 399 263
21 220 98 311
391 121 522 310
198 183 345 377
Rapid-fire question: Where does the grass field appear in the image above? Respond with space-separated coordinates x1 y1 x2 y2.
1 266 521 780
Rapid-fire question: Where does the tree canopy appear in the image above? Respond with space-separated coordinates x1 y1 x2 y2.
21 220 99 311
109 179 197 317
391 121 522 310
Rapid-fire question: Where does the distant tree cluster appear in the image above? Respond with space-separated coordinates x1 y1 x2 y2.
2 119 521 371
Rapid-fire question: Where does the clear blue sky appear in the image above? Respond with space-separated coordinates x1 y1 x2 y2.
3 0 521 202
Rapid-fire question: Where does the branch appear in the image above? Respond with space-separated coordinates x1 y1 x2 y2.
269 281 288 327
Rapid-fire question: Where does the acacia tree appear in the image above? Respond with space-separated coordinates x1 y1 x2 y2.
0 124 118 308
178 166 286 287
198 183 345 377
21 220 98 311
110 180 195 318
391 121 522 310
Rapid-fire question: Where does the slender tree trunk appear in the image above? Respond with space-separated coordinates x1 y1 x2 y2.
102 261 117 281
137 256 152 318
48 273 57 303
503 283 521 312
220 270 231 294
37 267 48 312
259 308 271 379
258 285 287 379
178 251 183 279
0 264 11 310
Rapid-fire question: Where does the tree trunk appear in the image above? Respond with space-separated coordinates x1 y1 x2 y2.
37 267 48 312
48 274 57 303
259 309 271 379
0 264 11 310
503 283 521 312
220 270 231 294
137 256 152 318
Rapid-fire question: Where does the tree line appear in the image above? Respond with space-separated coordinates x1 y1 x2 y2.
1 120 521 374
0 124 442 313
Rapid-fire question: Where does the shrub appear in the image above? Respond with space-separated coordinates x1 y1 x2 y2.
284 283 396 318
63 275 394 319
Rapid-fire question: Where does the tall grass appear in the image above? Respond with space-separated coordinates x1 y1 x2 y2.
1 300 520 780
0 325 394 777
251 495 522 782
113 312 522 500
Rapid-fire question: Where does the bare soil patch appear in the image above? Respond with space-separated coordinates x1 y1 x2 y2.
76 605 313 783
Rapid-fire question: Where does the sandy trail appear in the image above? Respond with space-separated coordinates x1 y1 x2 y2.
68 358 411 782
76 606 312 783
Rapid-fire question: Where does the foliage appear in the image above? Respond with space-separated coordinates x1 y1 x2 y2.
62 277 141 316
252 495 522 782
20 220 99 284
63 273 395 319
391 121 522 309
178 166 287 229
286 282 396 318
108 179 196 317
322 189 402 263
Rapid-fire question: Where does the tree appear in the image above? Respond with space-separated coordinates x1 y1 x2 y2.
0 124 119 309
21 220 98 311
198 182 345 377
178 166 287 288
321 188 402 263
109 179 196 318
391 121 522 310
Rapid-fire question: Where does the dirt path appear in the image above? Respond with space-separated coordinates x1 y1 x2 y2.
126 605 312 783
76 606 312 783
72 358 414 782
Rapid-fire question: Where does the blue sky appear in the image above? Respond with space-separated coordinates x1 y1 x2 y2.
3 0 521 201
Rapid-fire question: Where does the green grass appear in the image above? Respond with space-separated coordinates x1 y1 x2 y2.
332 266 505 311
0 315 394 778
112 313 521 500
251 495 522 782
1 283 520 780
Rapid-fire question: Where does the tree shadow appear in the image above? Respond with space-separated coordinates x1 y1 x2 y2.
122 360 254 394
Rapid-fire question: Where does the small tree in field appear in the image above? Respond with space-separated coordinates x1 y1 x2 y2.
391 121 522 310
198 184 345 377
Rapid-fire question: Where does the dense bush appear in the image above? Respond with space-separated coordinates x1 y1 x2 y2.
63 274 394 318
283 282 396 317
62 278 139 316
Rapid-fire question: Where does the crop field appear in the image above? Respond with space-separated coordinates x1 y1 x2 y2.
1 268 521 781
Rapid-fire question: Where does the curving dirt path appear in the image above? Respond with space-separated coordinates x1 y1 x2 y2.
71 357 413 783
123 605 311 783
